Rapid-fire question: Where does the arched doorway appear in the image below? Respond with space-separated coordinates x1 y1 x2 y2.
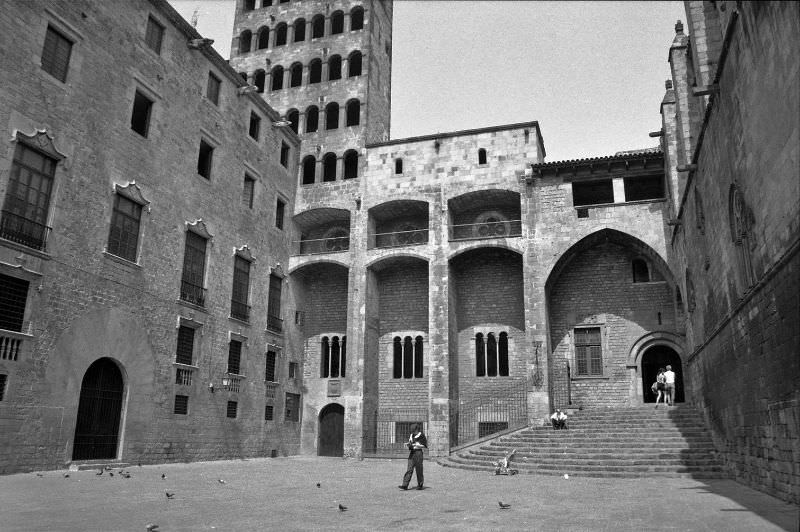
72 358 124 460
318 403 344 456
641 345 684 403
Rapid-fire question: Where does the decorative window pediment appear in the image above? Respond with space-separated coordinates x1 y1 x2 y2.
114 182 150 206
234 244 255 262
186 219 213 240
15 130 67 160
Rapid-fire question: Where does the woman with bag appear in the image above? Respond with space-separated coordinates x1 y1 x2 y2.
654 368 667 407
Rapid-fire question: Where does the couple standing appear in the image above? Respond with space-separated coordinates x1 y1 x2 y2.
654 365 676 406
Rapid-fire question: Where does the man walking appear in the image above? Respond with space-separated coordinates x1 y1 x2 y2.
399 423 427 490
664 365 676 406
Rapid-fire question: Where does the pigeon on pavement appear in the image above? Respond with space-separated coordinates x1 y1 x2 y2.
316 482 321 488
145 524 159 532
218 479 226 484
165 491 175 499
338 504 347 512
498 501 512 509
63 473 69 478
96 470 103 476
161 474 166 479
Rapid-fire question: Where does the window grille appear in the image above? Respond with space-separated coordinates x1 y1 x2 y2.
392 336 423 379
243 175 255 209
264 404 274 420
265 350 277 382
265 382 277 398
175 325 195 365
175 367 193 386
231 256 251 322
320 336 346 378
227 340 242 375
174 394 188 415
226 401 238 418
107 194 142 262
224 376 241 392
1 143 56 250
130 90 153 137
41 25 72 82
145 16 164 54
574 327 602 376
206 72 221 105
0 273 29 332
478 421 508 438
475 332 509 377
285 392 299 421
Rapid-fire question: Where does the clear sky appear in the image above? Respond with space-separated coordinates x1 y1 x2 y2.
169 1 686 162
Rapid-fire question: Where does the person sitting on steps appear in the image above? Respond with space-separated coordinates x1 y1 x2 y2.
550 409 568 430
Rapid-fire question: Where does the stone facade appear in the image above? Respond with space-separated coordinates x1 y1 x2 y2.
661 1 799 503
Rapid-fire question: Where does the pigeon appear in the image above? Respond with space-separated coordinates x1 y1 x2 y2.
161 474 166 479
316 482 321 488
165 491 175 499
218 479 226 484
104 466 112 471
36 473 43 477
498 501 512 509
109 472 114 477
338 504 347 512
63 473 70 478
122 472 131 479
145 525 160 532
96 470 103 476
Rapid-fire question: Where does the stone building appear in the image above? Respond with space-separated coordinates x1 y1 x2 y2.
0 0 300 472
0 0 796 505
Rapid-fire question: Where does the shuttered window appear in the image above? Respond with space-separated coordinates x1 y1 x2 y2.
175 325 195 365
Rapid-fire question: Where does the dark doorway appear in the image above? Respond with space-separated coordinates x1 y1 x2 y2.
72 358 124 460
641 345 684 403
318 403 344 456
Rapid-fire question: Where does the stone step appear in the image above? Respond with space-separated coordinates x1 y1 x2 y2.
489 441 716 449
70 461 132 472
459 453 721 466
446 456 724 472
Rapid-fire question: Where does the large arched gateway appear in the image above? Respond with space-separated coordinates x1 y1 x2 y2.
72 358 125 460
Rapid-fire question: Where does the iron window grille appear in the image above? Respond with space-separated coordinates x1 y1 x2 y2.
174 394 188 415
226 400 238 418
264 404 274 421
574 327 603 376
265 350 277 382
227 340 242 375
180 231 207 307
175 325 195 366
41 25 72 82
478 421 508 439
107 194 143 262
175 367 193 386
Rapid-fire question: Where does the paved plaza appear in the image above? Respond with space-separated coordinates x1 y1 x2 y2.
1 456 797 531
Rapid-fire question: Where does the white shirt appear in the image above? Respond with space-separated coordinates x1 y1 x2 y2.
664 370 675 384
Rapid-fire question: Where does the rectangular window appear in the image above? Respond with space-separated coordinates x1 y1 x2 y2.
174 394 188 415
130 90 153 137
175 325 195 365
243 175 255 209
0 374 7 401
288 361 297 379
574 327 602 376
41 25 73 82
249 112 261 141
1 142 56 251
180 231 207 306
231 256 251 322
572 179 614 207
280 142 290 168
107 195 142 262
264 404 273 421
207 72 221 105
197 139 214 178
228 340 242 375
144 16 164 54
285 392 299 421
275 198 285 229
265 350 277 382
226 400 238 418
624 175 665 202
0 273 30 332
267 274 282 332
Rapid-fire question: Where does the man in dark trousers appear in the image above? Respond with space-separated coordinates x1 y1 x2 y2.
398 423 427 490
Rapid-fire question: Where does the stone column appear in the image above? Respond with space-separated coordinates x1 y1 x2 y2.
339 105 348 130
335 156 344 181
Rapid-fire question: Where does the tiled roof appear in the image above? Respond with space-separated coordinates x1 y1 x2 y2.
531 148 663 170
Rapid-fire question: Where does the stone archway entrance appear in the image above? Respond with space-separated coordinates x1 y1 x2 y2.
641 345 684 403
72 358 124 460
318 403 344 456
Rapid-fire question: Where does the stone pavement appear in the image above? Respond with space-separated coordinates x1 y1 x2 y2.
1 456 797 531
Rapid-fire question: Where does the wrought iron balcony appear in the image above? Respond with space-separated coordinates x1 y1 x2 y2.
450 220 522 241
230 300 251 322
0 210 51 251
295 235 350 255
267 314 283 333
179 281 206 307
373 228 429 249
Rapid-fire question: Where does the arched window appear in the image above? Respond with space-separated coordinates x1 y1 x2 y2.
475 333 485 377
325 102 340 130
286 108 299 134
257 27 269 49
308 59 322 84
414 336 423 378
274 23 288 46
305 105 319 133
331 11 344 34
486 333 498 376
393 337 402 379
350 6 364 31
498 333 509 376
289 62 303 87
322 152 337 181
328 55 342 80
478 148 487 164
320 336 329 377
320 336 346 377
395 158 403 174
293 18 306 42
270 65 284 91
301 155 316 184
253 69 266 93
343 150 358 179
330 336 341 377
345 99 360 126
239 30 252 54
312 14 325 39
348 51 362 76
393 336 423 379
632 258 650 283
476 331 510 377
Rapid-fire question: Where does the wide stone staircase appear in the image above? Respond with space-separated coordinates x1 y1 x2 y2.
439 406 727 478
